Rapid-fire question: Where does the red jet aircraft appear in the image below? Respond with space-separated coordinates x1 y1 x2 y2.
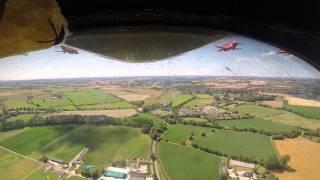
216 38 240 51
57 45 79 54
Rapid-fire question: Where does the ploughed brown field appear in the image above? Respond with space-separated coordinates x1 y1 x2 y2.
274 137 320 180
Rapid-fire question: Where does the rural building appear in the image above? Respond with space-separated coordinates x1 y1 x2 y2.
228 159 257 180
47 159 69 169
128 159 151 180
99 167 130 180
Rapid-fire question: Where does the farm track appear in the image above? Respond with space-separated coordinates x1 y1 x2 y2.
0 145 42 164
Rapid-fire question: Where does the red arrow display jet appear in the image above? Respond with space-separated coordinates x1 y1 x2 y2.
216 38 240 51
58 45 79 54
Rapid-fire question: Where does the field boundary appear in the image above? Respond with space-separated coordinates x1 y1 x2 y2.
0 145 42 163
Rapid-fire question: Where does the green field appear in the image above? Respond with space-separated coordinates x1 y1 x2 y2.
284 101 320 119
78 101 134 110
231 105 282 117
0 128 29 142
25 168 56 180
66 89 121 106
182 117 208 123
7 114 35 122
264 111 320 130
3 96 35 109
41 126 151 169
32 95 73 109
144 90 180 107
162 125 212 144
193 129 277 161
171 94 194 107
194 94 212 99
0 126 75 157
159 142 220 180
183 98 212 107
233 104 320 129
218 118 295 134
0 148 41 179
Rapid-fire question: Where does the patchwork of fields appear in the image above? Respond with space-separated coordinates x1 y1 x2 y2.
1 83 320 180
0 88 137 111
163 124 277 162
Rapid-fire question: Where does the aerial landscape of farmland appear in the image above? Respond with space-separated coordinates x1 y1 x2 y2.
0 76 320 180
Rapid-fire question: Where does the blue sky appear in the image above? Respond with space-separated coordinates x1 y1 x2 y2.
0 36 319 80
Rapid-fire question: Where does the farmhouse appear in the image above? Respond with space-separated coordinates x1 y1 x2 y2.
128 159 151 180
47 159 69 169
228 159 257 180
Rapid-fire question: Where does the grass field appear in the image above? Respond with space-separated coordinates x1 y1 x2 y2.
0 148 41 180
171 94 194 107
218 118 295 134
77 101 134 110
25 168 56 180
32 95 73 109
193 129 277 161
41 126 151 169
7 114 35 122
231 105 283 117
0 126 75 157
66 89 121 106
162 125 212 144
3 96 35 109
144 90 180 107
159 142 220 180
0 128 29 142
183 98 212 107
194 94 212 99
284 100 320 119
232 104 320 129
265 112 320 130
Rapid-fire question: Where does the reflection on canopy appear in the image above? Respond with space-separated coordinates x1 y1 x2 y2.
0 35 319 81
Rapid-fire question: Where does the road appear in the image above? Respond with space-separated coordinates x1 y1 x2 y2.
152 141 161 180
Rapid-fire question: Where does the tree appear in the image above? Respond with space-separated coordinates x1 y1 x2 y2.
264 156 281 170
279 154 290 167
39 155 48 162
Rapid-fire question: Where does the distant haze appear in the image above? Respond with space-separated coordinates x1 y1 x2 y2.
0 36 319 81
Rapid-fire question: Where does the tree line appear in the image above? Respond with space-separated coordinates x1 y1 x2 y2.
0 114 160 132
